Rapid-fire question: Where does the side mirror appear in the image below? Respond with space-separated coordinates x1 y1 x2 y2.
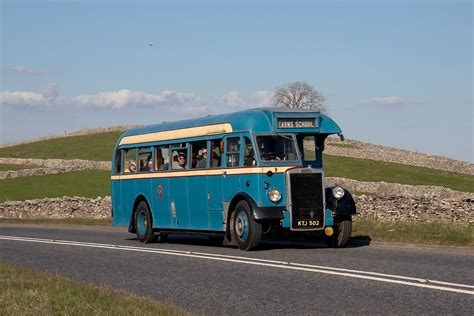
338 133 345 142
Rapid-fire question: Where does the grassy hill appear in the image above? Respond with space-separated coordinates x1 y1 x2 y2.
0 131 122 161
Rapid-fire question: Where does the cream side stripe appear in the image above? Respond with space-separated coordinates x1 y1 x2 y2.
110 166 297 180
119 123 233 146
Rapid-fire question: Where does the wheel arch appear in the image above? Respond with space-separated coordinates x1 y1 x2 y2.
225 192 258 240
128 194 153 233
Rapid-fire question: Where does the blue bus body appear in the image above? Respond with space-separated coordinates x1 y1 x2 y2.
111 108 356 250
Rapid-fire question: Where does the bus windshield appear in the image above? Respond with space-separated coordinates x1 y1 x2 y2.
256 135 298 162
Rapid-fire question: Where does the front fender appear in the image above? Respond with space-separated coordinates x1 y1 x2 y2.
325 186 356 217
229 192 285 221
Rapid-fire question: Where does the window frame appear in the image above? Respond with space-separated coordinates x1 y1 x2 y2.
253 133 300 164
225 136 241 168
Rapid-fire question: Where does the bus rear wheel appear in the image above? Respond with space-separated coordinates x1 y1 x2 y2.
325 216 352 248
232 200 262 251
135 201 157 243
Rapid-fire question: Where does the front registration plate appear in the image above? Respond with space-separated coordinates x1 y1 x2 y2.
295 219 322 228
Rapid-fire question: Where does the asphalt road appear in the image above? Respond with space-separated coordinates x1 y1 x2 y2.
1 224 473 315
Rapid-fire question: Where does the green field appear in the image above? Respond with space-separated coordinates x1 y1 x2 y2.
0 170 110 202
0 263 188 315
0 131 122 161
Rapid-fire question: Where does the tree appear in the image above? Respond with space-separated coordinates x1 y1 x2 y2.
273 81 328 114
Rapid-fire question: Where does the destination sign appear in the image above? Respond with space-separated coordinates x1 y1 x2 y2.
277 118 316 129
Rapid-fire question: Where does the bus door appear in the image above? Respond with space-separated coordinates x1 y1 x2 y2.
150 145 172 228
222 135 242 209
187 140 209 230
207 138 225 231
168 144 190 229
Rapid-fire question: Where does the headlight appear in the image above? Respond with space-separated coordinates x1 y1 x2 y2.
268 188 282 203
332 186 345 199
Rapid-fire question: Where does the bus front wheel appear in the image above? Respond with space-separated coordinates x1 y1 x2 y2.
326 216 352 248
135 201 157 243
232 200 262 251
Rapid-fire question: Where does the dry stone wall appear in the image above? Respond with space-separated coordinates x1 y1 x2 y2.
0 193 472 225
0 158 111 179
354 195 473 225
0 197 111 219
326 177 473 200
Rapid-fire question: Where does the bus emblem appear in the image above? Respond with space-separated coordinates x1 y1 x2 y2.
310 210 315 218
157 185 163 200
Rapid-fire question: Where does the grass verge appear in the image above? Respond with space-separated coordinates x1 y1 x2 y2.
0 263 188 315
0 218 112 226
0 170 110 202
0 131 122 161
324 154 474 193
353 218 473 246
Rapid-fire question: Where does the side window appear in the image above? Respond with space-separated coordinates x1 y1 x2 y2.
123 148 137 173
138 147 152 172
171 144 188 170
210 139 223 168
301 136 317 161
226 137 240 167
114 149 122 173
155 145 170 171
190 140 207 169
243 137 256 167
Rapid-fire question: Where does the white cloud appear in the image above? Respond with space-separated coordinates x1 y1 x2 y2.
1 87 274 112
223 91 245 109
255 90 274 107
358 96 422 108
0 87 199 109
72 89 199 109
0 66 46 76
0 91 50 107
42 83 59 100
222 90 274 110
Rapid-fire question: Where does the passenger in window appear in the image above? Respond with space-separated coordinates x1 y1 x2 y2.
172 151 187 169
161 156 169 170
140 154 152 172
210 141 223 167
124 160 136 173
196 147 207 168
155 150 163 170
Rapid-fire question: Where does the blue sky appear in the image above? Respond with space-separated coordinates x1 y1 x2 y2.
1 0 472 162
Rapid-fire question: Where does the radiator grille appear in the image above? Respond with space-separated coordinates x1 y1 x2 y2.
289 172 324 230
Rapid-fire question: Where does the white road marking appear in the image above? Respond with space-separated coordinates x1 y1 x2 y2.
0 235 473 295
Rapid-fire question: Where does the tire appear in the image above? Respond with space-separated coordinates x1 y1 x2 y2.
135 201 157 243
232 200 262 251
326 216 352 248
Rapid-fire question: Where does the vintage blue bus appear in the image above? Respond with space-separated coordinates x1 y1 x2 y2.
111 108 356 250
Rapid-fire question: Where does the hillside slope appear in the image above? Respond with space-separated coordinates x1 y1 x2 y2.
326 138 473 175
